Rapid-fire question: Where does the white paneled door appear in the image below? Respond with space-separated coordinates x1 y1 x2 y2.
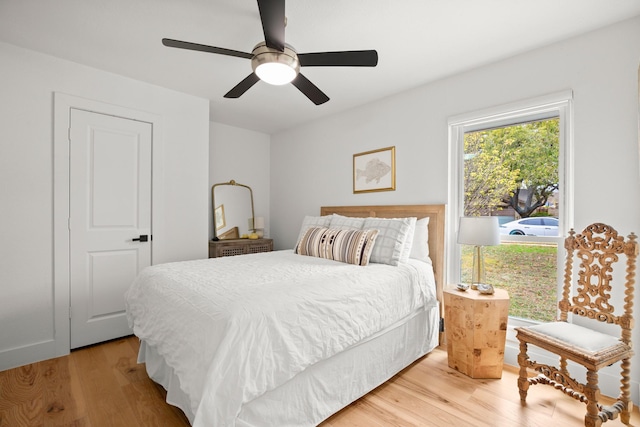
69 109 152 349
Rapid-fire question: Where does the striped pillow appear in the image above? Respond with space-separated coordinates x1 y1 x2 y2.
296 227 379 266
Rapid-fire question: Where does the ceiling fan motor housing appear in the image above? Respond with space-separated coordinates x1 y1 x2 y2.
251 42 300 85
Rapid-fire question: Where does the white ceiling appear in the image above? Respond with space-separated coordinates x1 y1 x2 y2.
1 0 639 134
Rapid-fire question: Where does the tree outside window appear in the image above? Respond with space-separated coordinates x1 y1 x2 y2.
464 118 559 218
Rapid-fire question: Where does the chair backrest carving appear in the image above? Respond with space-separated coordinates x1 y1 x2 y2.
560 223 637 344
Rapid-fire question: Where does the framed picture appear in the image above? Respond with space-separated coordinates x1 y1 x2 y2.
214 204 226 230
353 146 396 193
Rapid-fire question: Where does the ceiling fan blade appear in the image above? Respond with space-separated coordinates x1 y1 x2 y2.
291 73 329 105
298 50 378 67
257 0 285 51
224 73 260 99
162 38 252 60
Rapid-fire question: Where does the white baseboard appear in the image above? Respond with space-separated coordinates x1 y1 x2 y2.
0 339 68 372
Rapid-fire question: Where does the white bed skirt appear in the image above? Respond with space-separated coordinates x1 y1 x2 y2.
139 303 439 426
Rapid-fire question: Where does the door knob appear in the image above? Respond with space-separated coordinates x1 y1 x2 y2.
132 235 149 242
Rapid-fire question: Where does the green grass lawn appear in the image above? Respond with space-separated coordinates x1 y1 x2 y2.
461 243 558 322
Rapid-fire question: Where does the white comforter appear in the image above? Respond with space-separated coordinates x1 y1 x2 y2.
125 249 437 426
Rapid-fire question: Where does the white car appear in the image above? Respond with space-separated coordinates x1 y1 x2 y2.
500 217 559 236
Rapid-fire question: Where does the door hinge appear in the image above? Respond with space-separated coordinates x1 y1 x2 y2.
69 306 72 319
439 317 444 332
68 217 71 230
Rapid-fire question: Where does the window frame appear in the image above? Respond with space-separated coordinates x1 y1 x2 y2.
447 91 574 333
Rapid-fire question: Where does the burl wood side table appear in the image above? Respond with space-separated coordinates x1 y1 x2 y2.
443 286 510 379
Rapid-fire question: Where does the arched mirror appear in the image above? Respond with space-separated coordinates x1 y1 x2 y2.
212 180 255 240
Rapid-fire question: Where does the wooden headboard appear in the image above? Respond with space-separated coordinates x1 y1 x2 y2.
320 204 446 305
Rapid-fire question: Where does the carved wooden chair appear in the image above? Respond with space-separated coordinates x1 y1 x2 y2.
515 223 637 427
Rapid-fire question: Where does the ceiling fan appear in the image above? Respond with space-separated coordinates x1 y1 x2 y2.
162 0 378 105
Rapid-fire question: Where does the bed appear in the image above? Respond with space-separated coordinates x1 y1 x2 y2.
125 204 445 426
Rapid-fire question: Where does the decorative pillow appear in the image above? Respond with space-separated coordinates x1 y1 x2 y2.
362 217 416 266
410 217 431 263
296 227 379 266
295 215 332 252
329 214 366 230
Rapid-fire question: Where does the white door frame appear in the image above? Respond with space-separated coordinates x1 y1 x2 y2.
53 93 162 356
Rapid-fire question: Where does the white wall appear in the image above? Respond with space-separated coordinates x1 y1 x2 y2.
209 122 271 239
270 17 640 403
0 41 209 369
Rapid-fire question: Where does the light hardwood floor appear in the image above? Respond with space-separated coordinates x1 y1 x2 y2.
1 336 637 426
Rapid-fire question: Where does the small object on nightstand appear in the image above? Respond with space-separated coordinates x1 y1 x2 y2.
456 283 469 292
477 283 495 294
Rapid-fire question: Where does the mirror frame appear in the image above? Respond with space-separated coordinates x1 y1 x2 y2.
211 179 255 241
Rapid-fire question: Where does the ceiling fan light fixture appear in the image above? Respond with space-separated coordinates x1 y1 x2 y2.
255 62 297 85
251 42 300 85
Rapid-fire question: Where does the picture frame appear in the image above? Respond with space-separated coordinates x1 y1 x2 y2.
214 204 226 230
353 146 396 193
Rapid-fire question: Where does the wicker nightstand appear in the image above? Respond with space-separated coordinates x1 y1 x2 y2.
208 238 273 258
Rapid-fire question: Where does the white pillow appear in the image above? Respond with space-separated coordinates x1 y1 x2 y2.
329 214 366 230
410 217 431 263
362 217 416 266
295 215 332 252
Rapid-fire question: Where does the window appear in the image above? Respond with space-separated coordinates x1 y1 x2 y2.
448 91 573 328
463 118 560 322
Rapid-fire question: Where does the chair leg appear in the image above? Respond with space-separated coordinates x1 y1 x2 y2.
619 357 632 425
584 369 602 427
517 339 530 402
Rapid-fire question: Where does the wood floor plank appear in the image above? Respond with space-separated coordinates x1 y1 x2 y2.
366 385 473 427
469 387 554 427
387 376 493 426
339 395 416 427
71 344 140 426
0 363 45 427
383 357 497 426
66 350 88 425
120 380 189 427
0 399 44 427
320 399 389 427
0 363 43 408
40 357 85 427
99 338 147 388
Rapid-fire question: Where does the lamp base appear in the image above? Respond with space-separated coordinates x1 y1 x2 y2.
471 245 486 287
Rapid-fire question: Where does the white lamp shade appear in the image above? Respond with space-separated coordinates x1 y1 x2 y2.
254 217 265 229
457 216 500 246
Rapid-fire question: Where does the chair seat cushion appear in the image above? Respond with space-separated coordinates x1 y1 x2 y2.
516 322 632 368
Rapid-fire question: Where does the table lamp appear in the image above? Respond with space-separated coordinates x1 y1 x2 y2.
457 216 500 289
